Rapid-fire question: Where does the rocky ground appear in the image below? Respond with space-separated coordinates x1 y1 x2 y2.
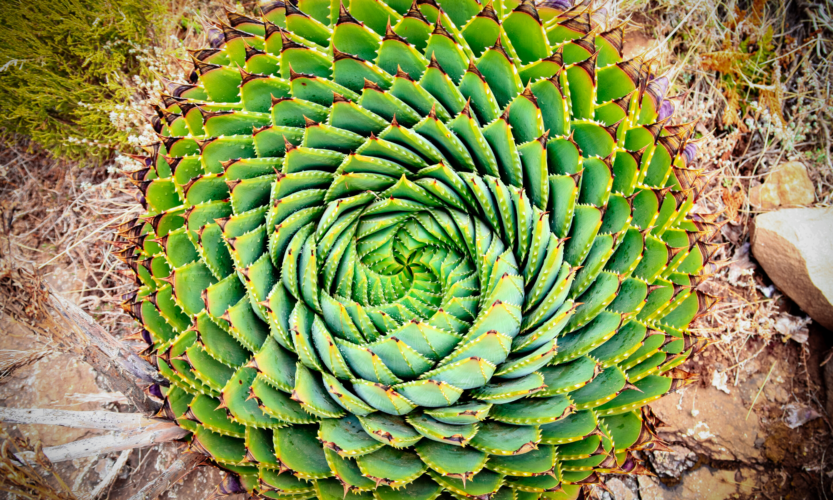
1 1 831 499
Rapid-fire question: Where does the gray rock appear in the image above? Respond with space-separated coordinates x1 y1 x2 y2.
647 446 697 479
636 476 666 500
605 477 638 500
752 207 833 330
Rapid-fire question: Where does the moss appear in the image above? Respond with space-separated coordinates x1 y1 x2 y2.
0 0 167 162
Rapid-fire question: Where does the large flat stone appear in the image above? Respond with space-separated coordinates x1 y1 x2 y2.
0 319 103 447
636 467 758 500
751 207 833 329
652 387 762 463
606 477 637 500
668 467 742 500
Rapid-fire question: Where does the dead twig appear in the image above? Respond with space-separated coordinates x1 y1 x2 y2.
14 421 187 464
126 452 205 500
0 408 160 432
90 449 131 499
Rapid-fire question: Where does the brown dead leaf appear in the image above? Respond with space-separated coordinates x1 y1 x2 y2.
722 87 748 132
722 188 745 220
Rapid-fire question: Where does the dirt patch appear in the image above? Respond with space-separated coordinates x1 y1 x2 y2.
0 313 244 499
632 323 833 499
0 320 102 446
106 444 244 500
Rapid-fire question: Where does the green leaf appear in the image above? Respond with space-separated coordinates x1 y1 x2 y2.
272 426 333 480
319 415 385 457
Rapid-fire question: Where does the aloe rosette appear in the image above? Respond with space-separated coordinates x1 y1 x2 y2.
118 0 722 498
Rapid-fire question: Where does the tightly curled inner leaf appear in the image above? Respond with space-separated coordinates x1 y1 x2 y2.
119 1 722 498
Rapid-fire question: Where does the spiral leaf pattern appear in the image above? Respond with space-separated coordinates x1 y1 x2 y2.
119 1 722 498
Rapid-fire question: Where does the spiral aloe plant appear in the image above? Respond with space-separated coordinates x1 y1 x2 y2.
118 0 722 498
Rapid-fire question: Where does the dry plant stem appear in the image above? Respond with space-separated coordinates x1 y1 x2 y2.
0 346 50 379
39 214 132 269
39 287 162 414
0 429 77 500
746 361 776 420
126 452 205 500
0 408 157 431
15 421 187 464
89 449 131 499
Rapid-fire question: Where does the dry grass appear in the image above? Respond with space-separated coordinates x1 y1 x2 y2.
606 0 833 393
1 0 244 330
0 0 225 338
0 144 140 338
0 427 77 500
614 0 832 208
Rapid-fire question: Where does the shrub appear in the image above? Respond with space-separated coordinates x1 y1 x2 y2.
0 0 166 162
